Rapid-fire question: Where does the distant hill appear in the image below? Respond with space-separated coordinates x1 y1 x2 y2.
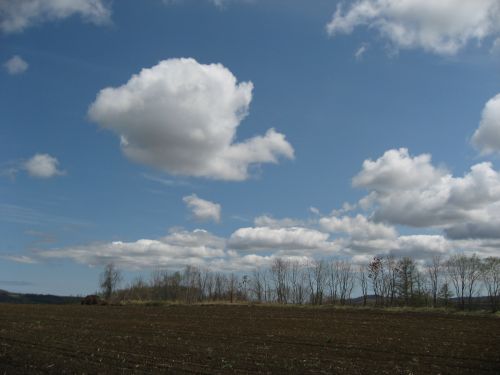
0 289 81 304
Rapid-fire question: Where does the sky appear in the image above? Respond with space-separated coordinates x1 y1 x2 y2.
1 0 500 295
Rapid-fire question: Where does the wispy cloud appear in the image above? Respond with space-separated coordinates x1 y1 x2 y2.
0 254 38 264
0 203 89 227
354 44 368 61
142 173 195 188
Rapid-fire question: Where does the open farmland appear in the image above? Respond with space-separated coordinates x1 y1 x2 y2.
0 304 499 374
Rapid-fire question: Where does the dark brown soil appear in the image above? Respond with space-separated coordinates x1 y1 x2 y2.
0 304 499 374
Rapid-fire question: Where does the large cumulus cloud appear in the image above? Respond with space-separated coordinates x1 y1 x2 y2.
88 58 294 181
354 148 500 239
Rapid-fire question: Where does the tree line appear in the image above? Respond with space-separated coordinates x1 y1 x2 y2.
99 254 499 312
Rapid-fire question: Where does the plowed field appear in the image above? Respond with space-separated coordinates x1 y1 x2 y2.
0 304 499 374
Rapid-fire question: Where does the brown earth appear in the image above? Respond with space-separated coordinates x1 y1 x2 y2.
0 304 499 374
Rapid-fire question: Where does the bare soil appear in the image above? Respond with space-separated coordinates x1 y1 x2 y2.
0 304 499 374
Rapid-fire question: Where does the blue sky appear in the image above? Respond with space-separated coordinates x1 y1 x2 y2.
1 0 500 295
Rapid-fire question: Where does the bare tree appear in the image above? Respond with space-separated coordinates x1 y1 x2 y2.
396 257 416 306
337 260 354 305
307 259 326 305
228 273 238 303
358 265 369 306
481 257 500 312
167 271 182 301
327 260 339 305
289 260 306 304
150 268 168 300
384 256 398 306
205 271 215 301
438 281 453 307
196 268 212 302
426 255 442 307
240 275 249 301
447 255 466 309
447 254 481 309
214 272 227 301
100 263 122 301
251 268 265 302
368 257 383 306
466 255 482 308
271 258 289 304
102 254 499 311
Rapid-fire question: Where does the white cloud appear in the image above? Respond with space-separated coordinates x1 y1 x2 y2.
88 58 293 181
183 194 221 223
344 234 452 259
353 148 500 232
34 225 497 270
162 0 250 9
491 38 500 54
354 44 368 60
309 206 320 215
210 0 227 8
228 226 336 254
327 0 500 55
0 0 111 34
39 229 226 269
320 214 397 240
31 210 499 270
472 93 500 154
330 202 357 216
391 235 451 258
0 254 37 264
24 153 64 178
253 215 304 228
353 148 445 192
4 55 28 74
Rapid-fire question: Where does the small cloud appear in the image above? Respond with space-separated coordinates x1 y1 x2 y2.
354 44 368 61
490 38 500 55
162 0 248 9
142 173 194 188
309 206 320 215
183 194 221 223
4 55 28 75
210 0 228 9
331 202 357 216
24 154 65 179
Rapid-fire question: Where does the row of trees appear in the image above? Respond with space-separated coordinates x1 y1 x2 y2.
99 254 500 311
